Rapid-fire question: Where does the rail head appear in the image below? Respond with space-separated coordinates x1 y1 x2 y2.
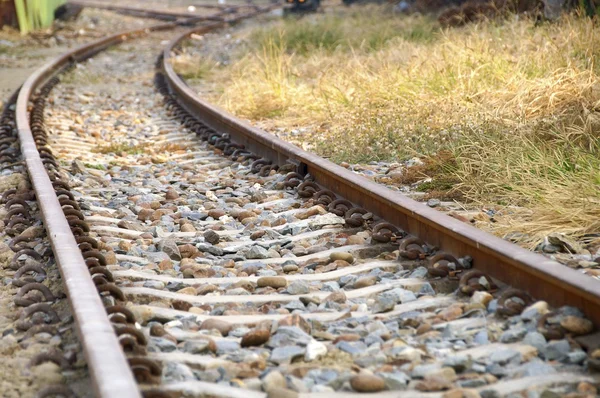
162 26 600 326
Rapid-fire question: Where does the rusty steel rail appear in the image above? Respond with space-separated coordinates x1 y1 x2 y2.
14 22 182 398
13 7 279 397
162 26 600 326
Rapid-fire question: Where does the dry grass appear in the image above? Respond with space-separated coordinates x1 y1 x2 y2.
93 142 149 155
174 6 600 245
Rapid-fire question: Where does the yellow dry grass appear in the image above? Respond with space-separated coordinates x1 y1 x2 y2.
173 6 600 246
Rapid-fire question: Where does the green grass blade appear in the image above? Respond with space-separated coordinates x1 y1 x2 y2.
15 0 67 33
14 0 30 34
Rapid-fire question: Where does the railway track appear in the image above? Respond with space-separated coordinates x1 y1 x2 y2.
3 5 600 398
68 0 262 23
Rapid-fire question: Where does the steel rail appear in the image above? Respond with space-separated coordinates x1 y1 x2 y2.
14 7 278 397
162 26 600 325
15 21 182 398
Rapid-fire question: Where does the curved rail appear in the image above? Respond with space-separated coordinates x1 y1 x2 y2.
13 6 280 396
162 26 600 325
15 22 181 398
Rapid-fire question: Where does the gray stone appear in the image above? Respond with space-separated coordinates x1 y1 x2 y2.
227 350 261 364
285 300 306 311
488 363 509 378
182 211 208 221
246 245 269 259
143 280 165 290
567 350 587 364
230 327 252 338
215 340 240 355
523 331 546 352
453 340 467 350
521 307 543 321
409 267 428 279
560 305 584 317
322 281 340 292
307 245 329 255
257 269 278 277
269 326 312 347
196 369 221 383
471 363 487 373
354 352 387 367
158 238 181 260
500 327 527 343
225 288 251 296
262 370 287 392
287 375 310 392
204 230 220 245
412 363 442 379
474 330 489 345
542 244 561 253
418 282 436 296
489 348 520 365
373 287 417 314
379 372 410 390
443 355 471 372
336 341 367 356
384 321 399 332
287 280 310 295
306 369 340 386
270 346 305 365
196 243 224 256
393 288 417 303
442 324 456 340
339 275 357 286
458 255 473 269
457 378 487 388
241 262 266 273
149 337 176 352
364 334 384 346
480 390 501 398
308 214 344 227
372 294 396 314
543 339 570 361
163 362 195 382
144 251 171 263
245 377 263 392
427 199 440 207
182 340 211 354
166 281 187 292
152 226 167 238
511 360 556 377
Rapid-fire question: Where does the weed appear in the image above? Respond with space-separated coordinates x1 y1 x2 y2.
84 163 106 170
171 55 216 81
61 68 104 85
93 142 148 155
